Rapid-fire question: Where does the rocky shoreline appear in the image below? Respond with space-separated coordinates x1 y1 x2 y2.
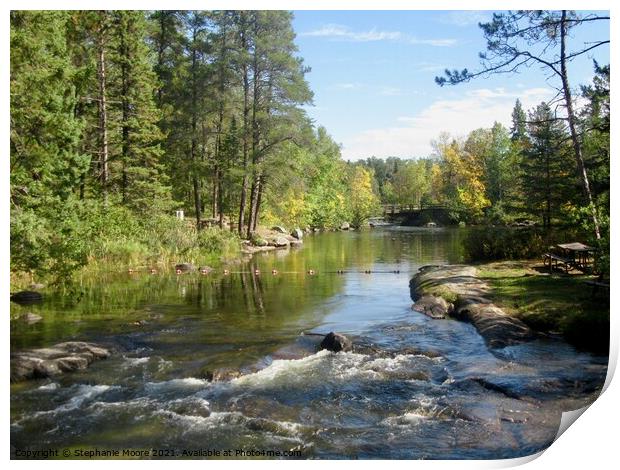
410 265 536 349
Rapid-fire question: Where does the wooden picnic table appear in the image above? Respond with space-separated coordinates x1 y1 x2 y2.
556 242 596 271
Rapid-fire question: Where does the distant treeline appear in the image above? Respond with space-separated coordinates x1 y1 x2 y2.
356 77 609 233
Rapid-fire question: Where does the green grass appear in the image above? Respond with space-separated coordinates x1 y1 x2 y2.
478 261 609 354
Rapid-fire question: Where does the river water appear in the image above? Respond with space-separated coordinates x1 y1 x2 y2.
10 228 607 459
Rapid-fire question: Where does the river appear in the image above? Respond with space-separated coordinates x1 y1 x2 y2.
10 227 607 459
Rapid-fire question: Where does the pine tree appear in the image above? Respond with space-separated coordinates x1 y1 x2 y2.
245 11 313 237
10 11 87 208
109 11 171 212
510 99 527 141
521 103 572 229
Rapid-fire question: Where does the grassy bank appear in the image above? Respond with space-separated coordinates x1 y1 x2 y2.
477 261 609 354
11 205 242 291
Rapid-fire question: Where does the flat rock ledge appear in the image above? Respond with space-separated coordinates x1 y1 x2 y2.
410 265 536 349
11 341 110 382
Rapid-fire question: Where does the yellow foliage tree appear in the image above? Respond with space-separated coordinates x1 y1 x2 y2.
440 139 490 218
348 166 380 227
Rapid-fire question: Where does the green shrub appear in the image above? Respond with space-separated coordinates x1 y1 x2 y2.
463 227 547 261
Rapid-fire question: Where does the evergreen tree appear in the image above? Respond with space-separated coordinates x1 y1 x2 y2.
510 99 527 141
244 11 313 237
521 103 572 229
10 11 89 275
110 11 172 212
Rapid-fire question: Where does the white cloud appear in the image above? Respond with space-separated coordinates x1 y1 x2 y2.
440 11 491 27
408 38 457 47
302 23 401 41
301 24 456 47
341 87 554 160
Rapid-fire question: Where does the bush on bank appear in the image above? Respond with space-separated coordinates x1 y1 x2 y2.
11 199 240 288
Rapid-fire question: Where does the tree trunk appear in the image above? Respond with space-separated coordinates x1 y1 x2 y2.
560 10 601 240
237 25 250 237
191 32 201 228
96 23 109 207
120 28 129 205
246 37 261 238
545 150 551 230
253 176 264 232
246 176 259 239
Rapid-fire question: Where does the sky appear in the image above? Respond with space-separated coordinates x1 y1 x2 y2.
291 10 610 160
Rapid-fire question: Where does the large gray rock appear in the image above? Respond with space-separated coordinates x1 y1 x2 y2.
10 291 43 305
251 235 268 247
270 237 289 247
320 332 352 353
412 295 452 319
271 226 287 234
11 342 110 382
291 228 304 240
452 299 536 349
340 222 350 231
410 265 535 348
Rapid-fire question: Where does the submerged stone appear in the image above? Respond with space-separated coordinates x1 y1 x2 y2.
320 332 352 353
18 312 43 324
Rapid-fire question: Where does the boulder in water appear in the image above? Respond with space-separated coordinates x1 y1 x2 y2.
291 228 304 240
201 367 242 382
11 341 110 382
320 332 352 353
10 291 43 305
412 295 452 319
340 222 350 231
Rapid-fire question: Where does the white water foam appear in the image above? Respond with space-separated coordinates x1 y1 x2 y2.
145 377 210 393
382 411 428 427
37 382 60 391
21 384 120 422
227 350 435 392
123 356 150 367
158 409 306 444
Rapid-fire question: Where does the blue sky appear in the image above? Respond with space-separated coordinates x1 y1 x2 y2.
291 10 610 160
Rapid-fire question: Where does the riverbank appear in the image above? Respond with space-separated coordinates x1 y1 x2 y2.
410 261 609 354
478 261 609 354
9 222 309 293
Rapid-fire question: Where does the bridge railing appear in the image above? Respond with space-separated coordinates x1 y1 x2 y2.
382 203 448 215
